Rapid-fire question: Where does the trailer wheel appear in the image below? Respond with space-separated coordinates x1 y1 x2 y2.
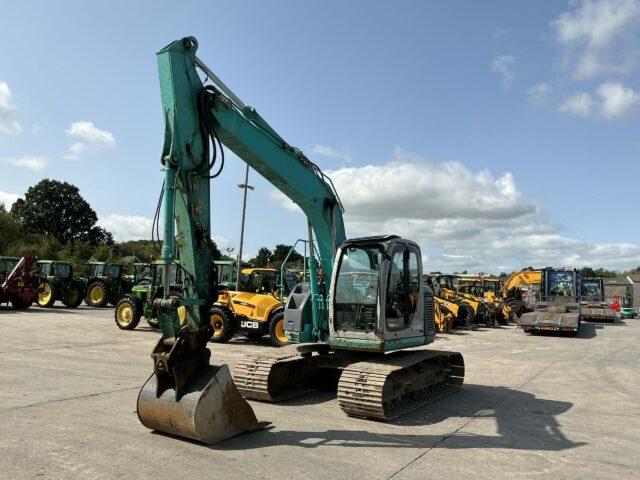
11 297 31 309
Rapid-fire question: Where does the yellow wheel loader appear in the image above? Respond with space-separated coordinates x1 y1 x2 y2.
424 275 474 330
210 268 288 346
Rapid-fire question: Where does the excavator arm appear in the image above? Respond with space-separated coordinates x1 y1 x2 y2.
138 36 346 444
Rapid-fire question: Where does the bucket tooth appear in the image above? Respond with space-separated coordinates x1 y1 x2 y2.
137 364 261 444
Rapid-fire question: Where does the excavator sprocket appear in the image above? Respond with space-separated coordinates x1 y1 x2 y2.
337 350 465 421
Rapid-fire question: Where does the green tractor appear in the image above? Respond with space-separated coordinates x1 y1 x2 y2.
214 259 249 290
113 261 183 330
36 260 86 308
84 262 134 307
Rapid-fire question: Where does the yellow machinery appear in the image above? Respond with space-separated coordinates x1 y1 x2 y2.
424 275 474 330
458 275 504 325
436 274 492 327
210 268 288 346
496 269 541 322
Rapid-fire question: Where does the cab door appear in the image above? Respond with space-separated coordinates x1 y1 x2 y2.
382 243 423 340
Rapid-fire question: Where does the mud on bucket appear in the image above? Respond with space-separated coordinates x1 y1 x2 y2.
137 364 261 444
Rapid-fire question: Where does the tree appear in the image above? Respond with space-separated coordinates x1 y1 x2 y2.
0 202 20 253
251 247 272 267
580 267 596 278
11 179 113 246
272 244 304 265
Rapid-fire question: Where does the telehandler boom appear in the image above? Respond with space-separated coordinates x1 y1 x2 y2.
137 37 464 444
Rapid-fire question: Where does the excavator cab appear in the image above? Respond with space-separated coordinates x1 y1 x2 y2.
328 236 435 351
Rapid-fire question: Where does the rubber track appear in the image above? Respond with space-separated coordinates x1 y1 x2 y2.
337 350 465 421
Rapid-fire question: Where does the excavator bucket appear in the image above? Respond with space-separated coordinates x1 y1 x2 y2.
137 364 261 444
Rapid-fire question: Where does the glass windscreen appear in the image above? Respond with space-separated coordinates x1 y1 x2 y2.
546 270 576 297
581 279 602 298
54 263 71 278
240 271 277 293
334 246 382 332
104 264 120 277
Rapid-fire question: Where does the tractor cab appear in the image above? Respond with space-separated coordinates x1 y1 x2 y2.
38 260 73 279
88 262 123 280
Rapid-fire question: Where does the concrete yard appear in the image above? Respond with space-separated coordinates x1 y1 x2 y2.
0 305 638 480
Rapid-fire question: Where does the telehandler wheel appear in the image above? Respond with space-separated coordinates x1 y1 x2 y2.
85 280 110 308
210 307 237 343
268 311 288 346
63 286 84 308
114 297 141 330
37 280 56 308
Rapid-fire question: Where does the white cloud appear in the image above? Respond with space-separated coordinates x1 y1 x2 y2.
65 121 116 159
551 0 640 80
2 155 48 173
0 81 23 134
597 81 640 118
491 55 516 87
527 83 552 106
0 190 21 209
269 148 640 272
492 28 510 40
97 214 152 242
309 145 353 163
213 234 234 253
559 82 640 119
559 91 595 117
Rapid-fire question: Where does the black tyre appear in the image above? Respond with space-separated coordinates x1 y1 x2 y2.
455 303 474 330
210 307 237 343
37 279 56 308
85 280 110 308
63 285 84 308
11 297 31 309
507 300 526 323
146 316 160 329
114 296 141 330
268 311 288 347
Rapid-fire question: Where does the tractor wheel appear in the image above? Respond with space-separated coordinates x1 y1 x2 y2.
114 297 141 330
86 281 110 307
146 316 160 329
268 311 288 347
37 280 56 308
209 307 237 343
63 285 84 308
11 297 31 309
85 281 110 307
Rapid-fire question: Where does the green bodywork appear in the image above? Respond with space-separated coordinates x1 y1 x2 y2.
127 261 183 324
36 260 87 305
86 262 133 305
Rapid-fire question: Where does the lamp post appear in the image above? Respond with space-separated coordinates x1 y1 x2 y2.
236 162 254 288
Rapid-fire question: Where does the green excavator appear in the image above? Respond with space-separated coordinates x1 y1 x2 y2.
137 37 465 444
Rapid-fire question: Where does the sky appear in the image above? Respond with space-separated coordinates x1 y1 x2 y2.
0 0 639 273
